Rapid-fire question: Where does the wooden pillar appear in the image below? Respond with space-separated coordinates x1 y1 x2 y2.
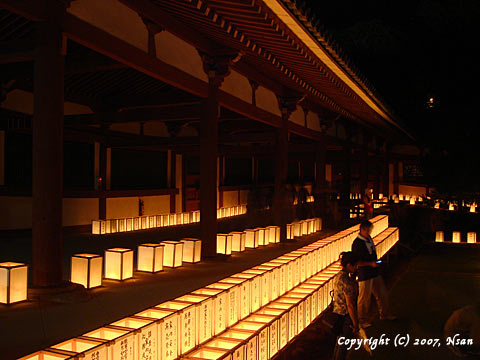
383 146 390 197
314 131 327 217
373 154 380 200
0 130 5 186
274 96 300 243
393 161 399 195
99 142 107 219
32 1 66 287
360 148 368 195
199 52 233 257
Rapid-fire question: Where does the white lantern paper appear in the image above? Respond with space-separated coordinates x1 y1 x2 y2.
218 329 257 360
232 321 267 360
137 243 164 272
221 277 251 319
301 221 308 236
230 231 246 252
176 293 214 345
245 229 258 248
118 218 126 232
71 254 103 289
467 232 477 244
255 228 267 246
155 215 163 227
217 234 233 255
245 313 279 359
50 337 108 360
181 238 202 263
81 326 134 360
92 220 101 234
148 215 156 228
183 348 231 360
135 307 178 360
0 262 28 304
17 350 76 360
192 287 228 335
435 231 444 242
452 231 461 243
266 226 280 244
104 248 134 280
232 272 262 313
257 307 288 350
202 338 244 360
126 218 133 231
110 316 157 360
207 282 240 327
161 241 184 268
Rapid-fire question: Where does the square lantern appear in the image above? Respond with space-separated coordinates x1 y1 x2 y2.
176 212 183 225
287 223 294 240
50 337 108 360
231 272 262 313
230 231 246 252
176 293 214 345
452 231 461 243
110 316 158 360
104 248 134 280
181 238 202 263
255 228 267 246
217 234 233 255
266 226 280 244
193 210 200 222
135 307 178 360
257 307 289 350
133 217 140 231
118 218 126 232
169 213 177 226
137 243 164 273
470 205 476 213
126 217 133 231
293 222 302 237
156 300 197 355
81 326 135 360
232 321 268 360
307 219 315 234
17 350 76 360
245 229 258 248
218 329 257 360
449 203 454 211
92 220 101 234
161 214 170 227
71 254 103 289
207 282 240 326
182 212 190 225
183 347 231 360
105 219 115 234
467 232 477 244
140 216 148 230
192 287 228 335
301 221 309 236
155 215 163 227
245 313 279 359
435 231 444 242
161 241 184 267
148 215 156 229
221 277 251 319
0 262 28 304
245 267 271 306
202 338 244 360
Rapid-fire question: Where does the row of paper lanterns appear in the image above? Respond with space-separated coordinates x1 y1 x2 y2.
286 218 322 240
435 231 478 243
92 205 247 235
17 215 398 360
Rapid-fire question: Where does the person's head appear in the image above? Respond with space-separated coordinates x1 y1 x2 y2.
339 251 358 273
360 220 373 237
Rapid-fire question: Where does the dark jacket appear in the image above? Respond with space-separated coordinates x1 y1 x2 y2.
352 235 379 281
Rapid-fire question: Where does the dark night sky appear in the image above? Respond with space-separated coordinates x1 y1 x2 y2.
304 0 480 194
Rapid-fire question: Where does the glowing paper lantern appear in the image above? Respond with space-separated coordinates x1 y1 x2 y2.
244 268 271 306
70 254 103 289
293 222 302 237
148 216 156 228
218 329 257 360
137 243 164 273
176 293 213 345
245 313 279 358
169 214 177 226
109 219 118 233
192 287 228 335
155 215 163 227
410 197 415 205
449 203 454 211
156 300 196 354
0 262 28 304
206 282 240 326
399 194 404 201
81 326 134 360
452 231 461 243
301 221 308 236
230 231 246 252
220 277 251 319
434 202 440 209
17 350 76 360
257 307 288 350
181 238 202 263
435 231 444 242
126 218 133 231
266 226 280 244
201 338 244 360
134 307 178 360
379 193 383 200
49 337 108 360
255 228 267 246
470 205 476 213
110 316 157 360
133 217 140 231
467 232 477 244
216 234 232 255
104 248 133 280
161 241 184 268
232 321 267 360
244 229 258 248
183 348 231 360
118 218 126 232
231 272 261 312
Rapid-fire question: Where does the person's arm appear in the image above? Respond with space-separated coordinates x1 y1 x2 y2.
352 239 378 267
357 260 379 267
346 295 359 333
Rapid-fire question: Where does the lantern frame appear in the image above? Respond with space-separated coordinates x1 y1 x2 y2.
216 234 233 255
161 241 184 268
104 248 134 281
137 243 164 273
70 253 103 289
0 262 28 304
230 231 246 252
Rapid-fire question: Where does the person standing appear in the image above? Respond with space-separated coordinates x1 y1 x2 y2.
352 220 396 328
332 251 360 360
363 188 373 220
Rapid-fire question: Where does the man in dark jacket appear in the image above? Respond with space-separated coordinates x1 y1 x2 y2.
352 220 396 328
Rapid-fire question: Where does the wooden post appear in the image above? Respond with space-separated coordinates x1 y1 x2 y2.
99 142 107 219
314 130 327 217
32 1 66 287
393 161 399 195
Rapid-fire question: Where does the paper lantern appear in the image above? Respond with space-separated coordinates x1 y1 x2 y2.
435 231 444 242
169 213 177 226
467 232 477 243
221 277 251 319
266 226 280 244
255 228 267 246
91 220 101 234
183 348 231 360
409 197 415 205
156 300 197 354
155 215 163 227
231 272 261 313
217 209 222 219
0 262 28 304
230 231 246 252
434 202 440 209
161 241 184 267
110 316 158 360
104 248 133 281
244 268 271 307
193 210 200 222
137 243 164 272
49 337 108 360
379 193 383 200
181 238 202 263
206 282 240 326
293 222 302 237
452 231 461 243
132 217 140 231
399 194 404 201
245 313 279 358
218 329 257 360
135 307 178 360
201 338 244 360
109 219 118 233
71 254 102 289
232 321 267 360
81 326 134 360
192 287 228 335
216 234 232 255
148 215 156 228
245 229 258 248
118 218 126 232
17 350 76 360
126 217 133 231
257 307 288 350
176 293 213 345
470 205 476 213
449 203 454 211
287 224 294 240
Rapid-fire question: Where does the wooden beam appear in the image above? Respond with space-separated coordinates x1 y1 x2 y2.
0 0 45 21
0 38 35 64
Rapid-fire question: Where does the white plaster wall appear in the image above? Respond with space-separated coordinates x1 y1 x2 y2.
306 112 321 131
68 0 148 51
221 70 251 104
106 197 139 218
1 89 92 115
256 86 281 116
223 190 239 207
290 106 304 126
63 198 98 226
143 195 170 215
155 31 208 82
